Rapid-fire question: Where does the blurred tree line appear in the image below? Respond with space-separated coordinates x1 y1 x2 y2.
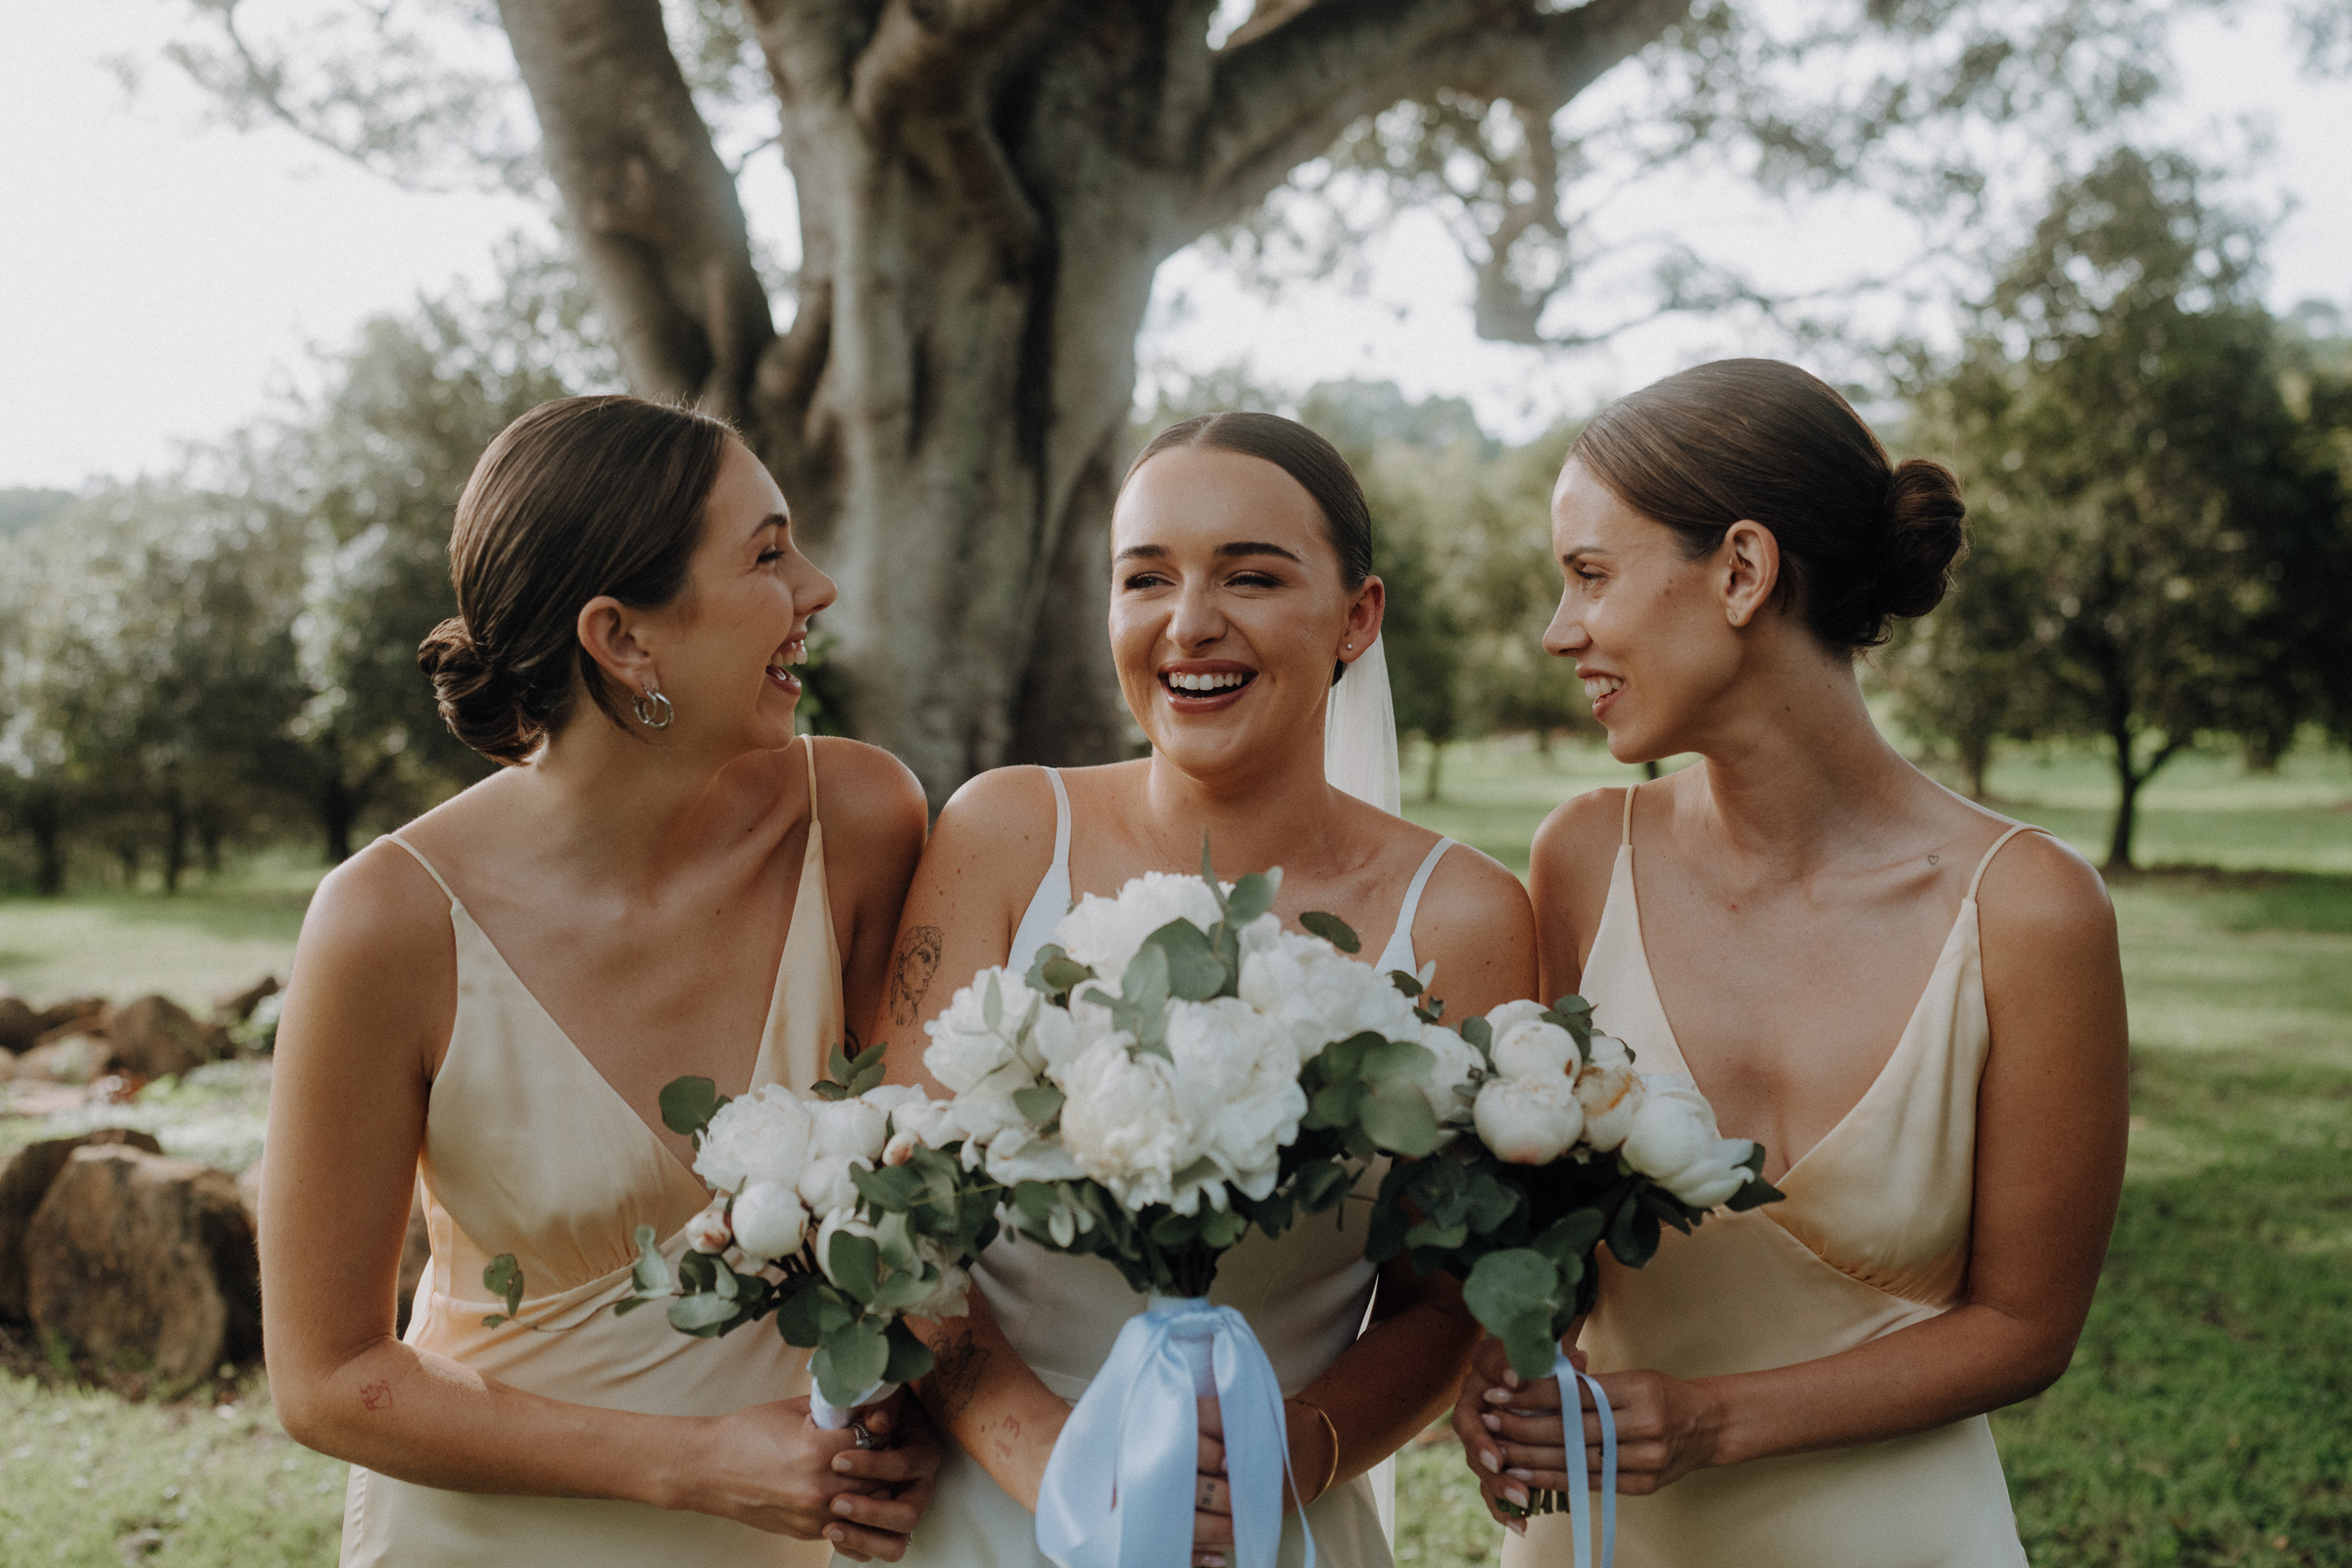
4 150 2349 892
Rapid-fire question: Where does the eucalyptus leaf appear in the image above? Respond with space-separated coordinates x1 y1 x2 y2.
482 1253 524 1319
983 972 1004 1032
1144 919 1228 1001
1298 911 1360 954
883 1321 937 1386
814 1322 891 1407
828 1231 882 1305
1225 870 1278 928
660 1076 726 1139
1013 1083 1066 1123
773 1285 825 1346
629 1224 674 1296
1463 1250 1564 1341
1040 956 1094 994
1358 1084 1441 1156
668 1293 739 1335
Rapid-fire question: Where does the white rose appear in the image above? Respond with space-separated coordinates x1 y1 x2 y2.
1472 1075 1585 1164
1621 1078 1756 1208
1057 1036 1200 1210
729 1179 810 1262
694 1083 814 1195
683 1199 733 1254
1415 1022 1484 1125
1575 1056 1643 1152
1054 872 1226 991
1491 1019 1580 1083
1238 925 1422 1065
1165 996 1304 1200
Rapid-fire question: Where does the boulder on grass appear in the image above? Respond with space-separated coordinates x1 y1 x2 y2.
24 1146 261 1395
32 997 107 1036
108 996 230 1079
13 1033 113 1085
0 987 38 1054
0 1128 167 1321
214 976 278 1025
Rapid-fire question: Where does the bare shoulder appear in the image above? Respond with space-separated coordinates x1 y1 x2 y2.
298 837 459 969
1529 787 1626 900
1423 839 1533 925
1974 826 2118 955
922 763 1064 896
811 736 928 852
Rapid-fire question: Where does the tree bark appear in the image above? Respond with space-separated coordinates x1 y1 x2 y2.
319 770 356 866
497 0 1678 800
25 790 67 898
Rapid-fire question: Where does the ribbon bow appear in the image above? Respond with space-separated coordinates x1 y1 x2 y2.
1037 1298 1313 1568
1554 1349 1618 1568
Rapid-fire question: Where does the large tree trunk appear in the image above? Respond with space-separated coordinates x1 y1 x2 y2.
25 789 67 897
497 0 1685 801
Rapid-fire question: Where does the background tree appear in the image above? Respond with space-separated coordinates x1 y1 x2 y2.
1899 148 2352 868
160 0 2193 801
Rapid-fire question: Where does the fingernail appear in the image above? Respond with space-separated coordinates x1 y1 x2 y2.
833 1455 854 1473
827 1528 846 1544
1510 1519 1527 1537
1509 1468 1535 1482
1504 1484 1529 1508
1481 1412 1501 1432
1485 1387 1511 1404
1503 1368 1521 1389
1480 1448 1500 1474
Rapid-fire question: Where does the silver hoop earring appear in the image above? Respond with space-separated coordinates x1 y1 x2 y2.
632 686 674 729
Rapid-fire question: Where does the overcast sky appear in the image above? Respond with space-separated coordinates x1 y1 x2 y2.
2 2 2345 490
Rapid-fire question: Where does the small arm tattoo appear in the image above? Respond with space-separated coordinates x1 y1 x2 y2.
888 924 946 1026
360 1381 392 1411
923 1320 990 1422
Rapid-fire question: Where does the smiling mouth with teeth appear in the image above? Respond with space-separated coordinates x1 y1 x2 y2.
766 636 809 684
1582 673 1624 705
1162 670 1253 694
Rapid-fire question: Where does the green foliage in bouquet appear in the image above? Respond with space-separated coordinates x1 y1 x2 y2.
1369 997 1784 1382
612 1049 998 1407
1007 844 1437 1298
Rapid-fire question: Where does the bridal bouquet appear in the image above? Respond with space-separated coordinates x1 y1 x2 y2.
1367 995 1780 1527
924 852 1463 1568
613 1042 996 1423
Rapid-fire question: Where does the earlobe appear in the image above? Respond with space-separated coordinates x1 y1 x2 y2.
1721 521 1779 629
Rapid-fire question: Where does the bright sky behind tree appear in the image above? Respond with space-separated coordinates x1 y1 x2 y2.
2 1 2344 488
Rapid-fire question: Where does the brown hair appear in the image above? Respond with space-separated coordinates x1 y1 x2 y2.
416 395 735 764
1571 360 1966 650
1128 413 1374 590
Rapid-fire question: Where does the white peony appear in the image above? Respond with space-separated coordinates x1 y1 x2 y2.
1238 923 1422 1064
1481 1000 1552 1039
1621 1076 1756 1208
683 1199 733 1254
983 1126 1089 1186
1056 1036 1210 1211
1491 1018 1581 1084
1415 1021 1484 1124
695 1083 814 1195
924 969 1068 1148
1472 1075 1586 1164
1575 1049 1643 1152
809 1095 891 1163
1165 997 1305 1200
729 1179 810 1262
1054 872 1227 991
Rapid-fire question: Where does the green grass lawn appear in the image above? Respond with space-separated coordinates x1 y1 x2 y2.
2 737 2347 1566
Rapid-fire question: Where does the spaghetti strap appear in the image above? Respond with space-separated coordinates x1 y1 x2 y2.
802 735 821 827
386 834 460 905
1044 766 1071 876
1374 837 1456 975
1965 823 2043 904
1621 781 1640 846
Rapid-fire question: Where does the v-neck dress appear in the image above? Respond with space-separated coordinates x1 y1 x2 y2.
338 740 844 1568
1503 787 2035 1568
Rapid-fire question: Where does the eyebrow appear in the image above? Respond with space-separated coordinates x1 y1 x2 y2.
750 511 789 538
1111 541 1304 564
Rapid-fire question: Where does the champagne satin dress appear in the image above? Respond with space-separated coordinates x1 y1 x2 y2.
338 740 843 1568
1504 786 2035 1568
896 767 1457 1568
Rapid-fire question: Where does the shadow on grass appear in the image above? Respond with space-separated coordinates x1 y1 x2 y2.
2101 867 2352 935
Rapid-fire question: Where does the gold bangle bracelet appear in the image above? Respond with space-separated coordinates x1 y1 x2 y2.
1286 1396 1342 1503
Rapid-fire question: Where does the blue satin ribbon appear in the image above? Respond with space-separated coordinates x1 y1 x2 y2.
1037 1298 1312 1568
1556 1350 1617 1568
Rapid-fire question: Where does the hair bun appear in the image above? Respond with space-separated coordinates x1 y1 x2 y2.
416 616 544 766
1876 458 1967 624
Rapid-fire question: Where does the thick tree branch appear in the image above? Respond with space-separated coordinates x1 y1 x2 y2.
1186 0 1690 239
499 0 773 415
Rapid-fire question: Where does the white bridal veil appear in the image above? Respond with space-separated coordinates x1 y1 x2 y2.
1323 633 1402 815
